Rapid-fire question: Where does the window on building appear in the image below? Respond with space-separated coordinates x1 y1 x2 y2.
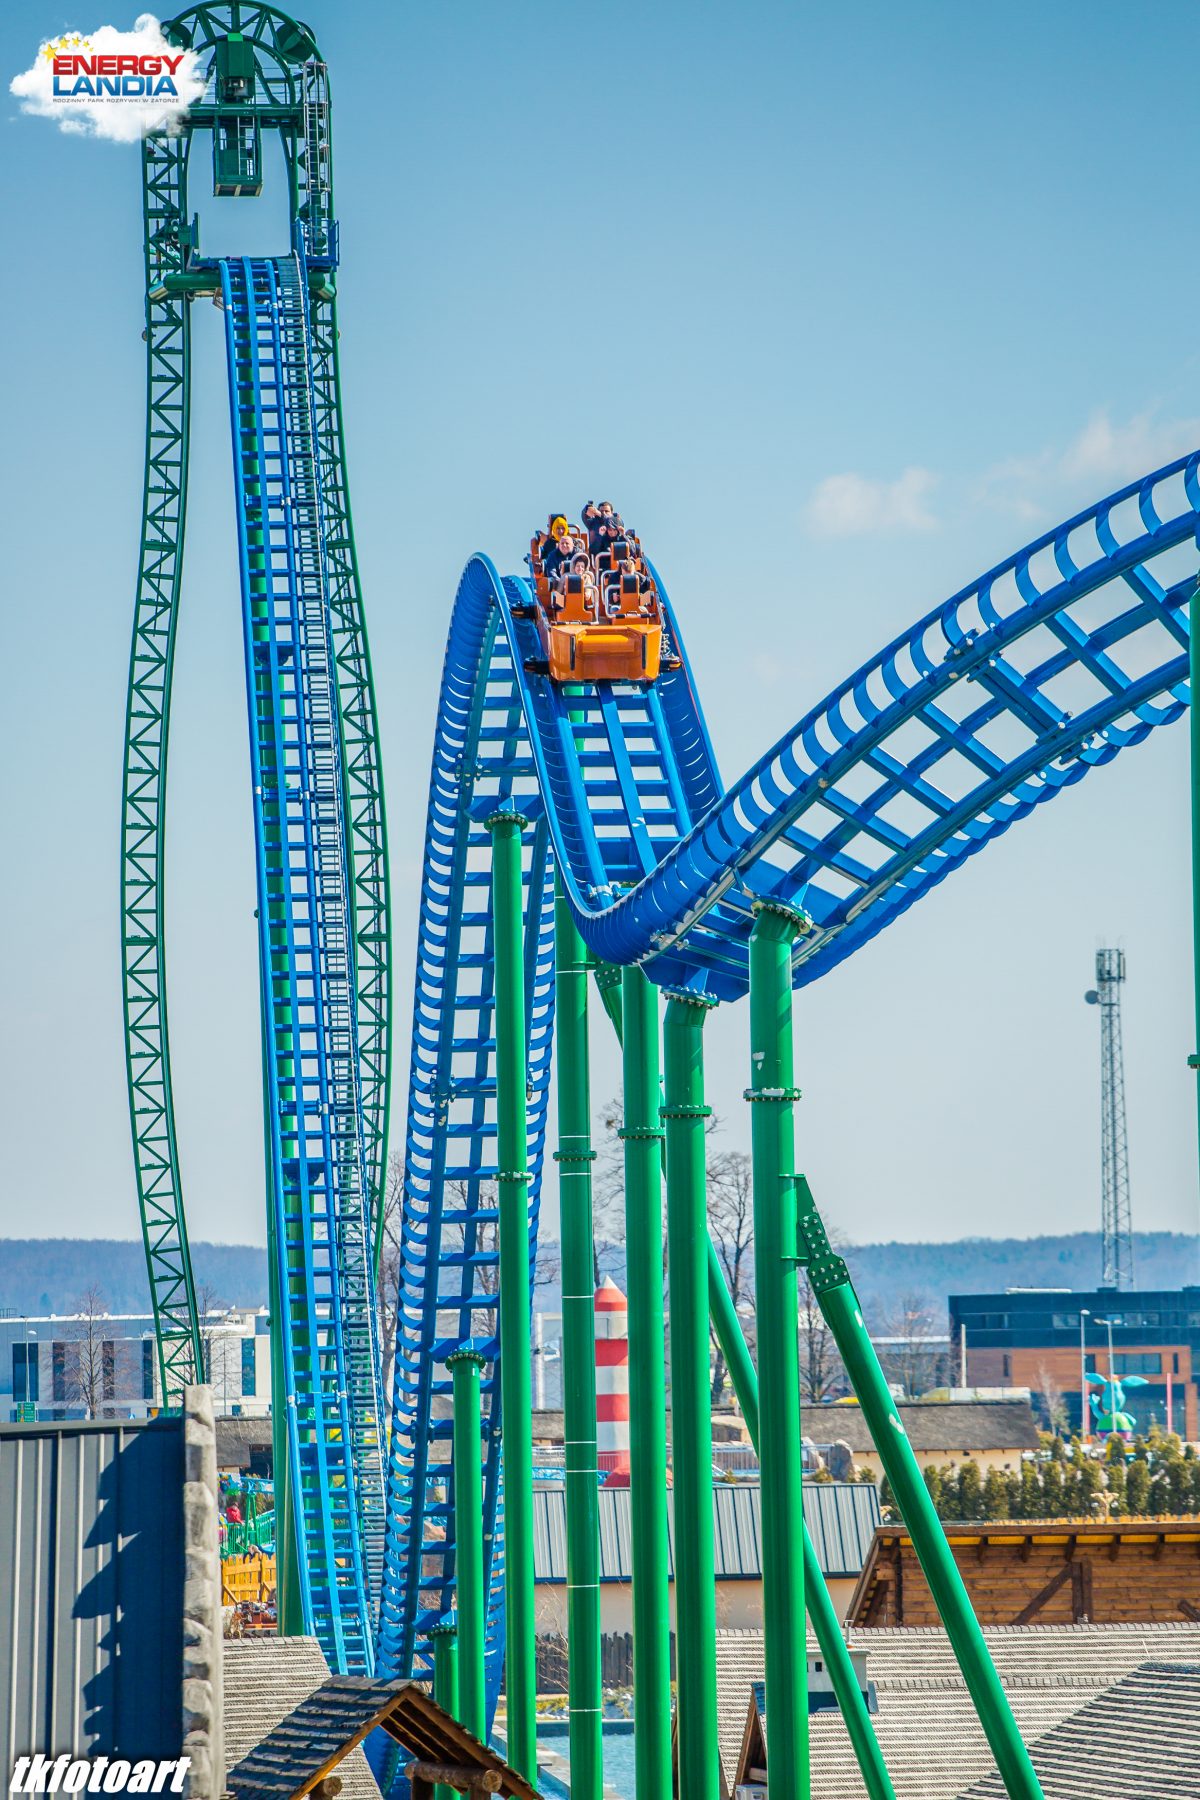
241 1336 256 1398
1173 1353 1181 1376
1052 1313 1078 1330
102 1341 115 1403
974 1313 1009 1331
1002 1354 1011 1378
142 1339 155 1403
52 1342 66 1403
1115 1353 1162 1376
12 1343 39 1405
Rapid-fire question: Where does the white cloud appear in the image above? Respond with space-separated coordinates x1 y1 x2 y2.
976 408 1200 522
806 466 939 538
10 16 205 144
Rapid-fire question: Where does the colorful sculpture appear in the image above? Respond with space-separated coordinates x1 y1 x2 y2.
1085 1370 1149 1437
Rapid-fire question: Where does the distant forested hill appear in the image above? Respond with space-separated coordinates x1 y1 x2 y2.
598 1228 1200 1322
0 1240 267 1316
843 1230 1200 1319
0 1229 1196 1321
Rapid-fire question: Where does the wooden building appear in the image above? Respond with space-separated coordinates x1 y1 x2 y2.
810 1398 1041 1480
849 1518 1200 1628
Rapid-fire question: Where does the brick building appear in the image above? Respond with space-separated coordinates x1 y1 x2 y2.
949 1288 1200 1441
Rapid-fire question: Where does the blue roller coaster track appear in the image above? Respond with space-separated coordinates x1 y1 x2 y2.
378 457 1200 1698
120 0 1200 1727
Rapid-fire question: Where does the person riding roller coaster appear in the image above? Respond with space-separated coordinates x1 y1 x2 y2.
526 505 670 682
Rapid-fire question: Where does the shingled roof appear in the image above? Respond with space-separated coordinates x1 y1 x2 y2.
224 1639 380 1800
958 1661 1200 1798
225 1676 538 1800
713 1621 1200 1799
813 1400 1040 1457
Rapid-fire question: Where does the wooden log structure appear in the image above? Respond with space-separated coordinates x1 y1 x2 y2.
848 1519 1200 1629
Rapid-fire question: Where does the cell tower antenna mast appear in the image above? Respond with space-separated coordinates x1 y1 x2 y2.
1084 948 1135 1290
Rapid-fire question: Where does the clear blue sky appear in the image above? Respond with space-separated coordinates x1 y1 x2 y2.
3 0 1200 1257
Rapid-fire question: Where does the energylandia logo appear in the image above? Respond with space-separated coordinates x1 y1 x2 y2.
43 33 187 100
10 16 206 142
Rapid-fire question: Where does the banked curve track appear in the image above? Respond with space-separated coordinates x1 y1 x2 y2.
379 455 1200 1694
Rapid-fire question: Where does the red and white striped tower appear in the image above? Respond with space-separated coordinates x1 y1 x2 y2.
594 1276 631 1485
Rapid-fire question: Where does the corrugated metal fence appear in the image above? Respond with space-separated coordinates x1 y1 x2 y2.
532 1480 880 1583
0 1418 184 1766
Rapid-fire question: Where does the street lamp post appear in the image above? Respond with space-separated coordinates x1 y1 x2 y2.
1095 1316 1123 1435
1078 1308 1090 1446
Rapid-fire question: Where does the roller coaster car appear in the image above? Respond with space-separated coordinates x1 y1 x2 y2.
536 570 664 683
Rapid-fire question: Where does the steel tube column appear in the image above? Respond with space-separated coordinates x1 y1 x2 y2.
553 882 604 1800
448 1350 487 1744
705 1241 896 1800
791 1177 1042 1799
620 966 673 1800
817 1270 1043 1799
432 1624 460 1800
747 903 809 1800
596 949 893 1798
662 994 720 1800
487 811 537 1780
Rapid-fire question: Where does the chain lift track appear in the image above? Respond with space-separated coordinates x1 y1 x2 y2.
221 252 383 1667
383 463 1200 1701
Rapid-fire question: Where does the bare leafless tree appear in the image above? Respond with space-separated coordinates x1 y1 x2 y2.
64 1285 136 1418
377 1153 405 1401
707 1149 755 1402
799 1264 845 1405
594 1093 632 1279
1035 1360 1070 1436
877 1291 947 1398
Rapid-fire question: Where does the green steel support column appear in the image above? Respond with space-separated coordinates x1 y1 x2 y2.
554 883 604 1800
747 903 809 1800
448 1350 487 1744
432 1624 460 1800
705 1241 896 1800
1190 598 1200 1236
797 1184 1043 1800
662 994 720 1800
619 966 673 1800
598 949 894 1798
486 811 537 1782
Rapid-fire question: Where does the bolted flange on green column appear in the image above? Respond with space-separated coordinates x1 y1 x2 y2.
553 882 604 1800
747 900 809 1800
662 991 721 1800
620 965 673 1800
447 1348 487 1745
486 809 537 1782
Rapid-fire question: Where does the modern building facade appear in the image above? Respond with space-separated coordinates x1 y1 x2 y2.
949 1288 1200 1440
1 1307 273 1421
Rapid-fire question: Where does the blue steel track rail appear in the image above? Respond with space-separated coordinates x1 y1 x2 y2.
221 252 384 1674
383 457 1200 1696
